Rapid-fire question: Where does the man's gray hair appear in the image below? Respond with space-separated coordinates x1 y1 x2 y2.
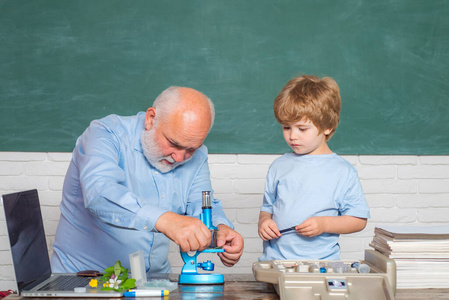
152 86 215 132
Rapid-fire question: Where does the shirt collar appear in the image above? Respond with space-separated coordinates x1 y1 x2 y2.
134 112 146 153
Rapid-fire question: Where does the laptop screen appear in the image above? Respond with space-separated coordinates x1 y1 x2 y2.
2 190 52 293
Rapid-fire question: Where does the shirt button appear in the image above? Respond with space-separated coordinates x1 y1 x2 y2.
143 226 148 230
161 194 164 198
155 171 159 175
115 219 119 223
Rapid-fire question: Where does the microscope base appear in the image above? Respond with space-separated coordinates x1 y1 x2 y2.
179 273 224 285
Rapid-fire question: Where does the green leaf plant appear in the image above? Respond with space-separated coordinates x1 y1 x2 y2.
98 260 136 292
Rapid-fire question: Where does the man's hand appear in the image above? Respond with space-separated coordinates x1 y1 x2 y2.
216 225 244 267
155 212 212 252
258 211 281 241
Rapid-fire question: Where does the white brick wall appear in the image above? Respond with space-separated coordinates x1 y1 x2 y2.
1 152 449 290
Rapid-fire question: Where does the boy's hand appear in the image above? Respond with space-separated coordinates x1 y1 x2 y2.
258 212 281 241
295 216 368 237
295 216 326 237
258 218 281 240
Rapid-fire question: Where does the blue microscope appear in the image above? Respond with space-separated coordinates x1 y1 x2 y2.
178 191 225 285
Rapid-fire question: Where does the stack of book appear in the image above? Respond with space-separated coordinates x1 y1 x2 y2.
369 225 449 289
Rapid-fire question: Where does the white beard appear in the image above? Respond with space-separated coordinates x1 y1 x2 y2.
141 127 192 173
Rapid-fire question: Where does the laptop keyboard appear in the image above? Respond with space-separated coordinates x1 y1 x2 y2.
37 275 94 291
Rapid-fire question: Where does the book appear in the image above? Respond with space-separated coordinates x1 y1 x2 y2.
374 225 449 239
370 225 449 289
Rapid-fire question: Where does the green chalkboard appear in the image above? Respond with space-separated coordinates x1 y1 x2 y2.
1 0 449 154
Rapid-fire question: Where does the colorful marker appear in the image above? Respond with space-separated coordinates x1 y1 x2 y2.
123 290 169 297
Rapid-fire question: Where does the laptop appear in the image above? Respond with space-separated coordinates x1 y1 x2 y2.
1 189 123 297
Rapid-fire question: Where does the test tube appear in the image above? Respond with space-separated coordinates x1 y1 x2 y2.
351 262 370 273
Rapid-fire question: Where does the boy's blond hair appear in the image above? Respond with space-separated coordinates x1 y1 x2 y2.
273 75 341 141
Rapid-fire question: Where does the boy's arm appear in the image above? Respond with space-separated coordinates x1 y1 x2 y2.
295 215 367 238
258 211 281 241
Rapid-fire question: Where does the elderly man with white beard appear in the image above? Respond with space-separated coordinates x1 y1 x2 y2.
51 86 244 274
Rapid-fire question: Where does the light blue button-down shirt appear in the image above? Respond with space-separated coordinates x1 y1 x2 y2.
259 153 370 261
51 112 232 274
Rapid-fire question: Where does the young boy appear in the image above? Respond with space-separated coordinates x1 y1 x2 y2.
258 75 370 261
